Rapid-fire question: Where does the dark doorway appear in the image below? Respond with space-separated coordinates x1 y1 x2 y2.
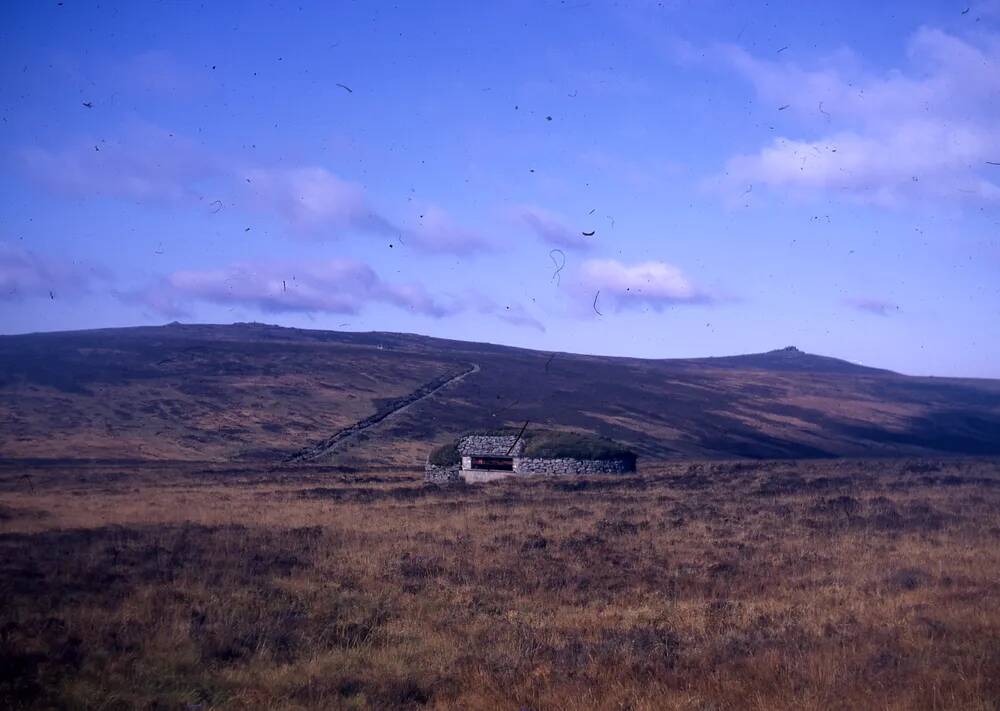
470 456 514 471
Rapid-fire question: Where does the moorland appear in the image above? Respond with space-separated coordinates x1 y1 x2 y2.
2 323 1000 709
2 457 999 709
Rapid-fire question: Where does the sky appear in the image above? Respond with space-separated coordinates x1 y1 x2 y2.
1 0 999 377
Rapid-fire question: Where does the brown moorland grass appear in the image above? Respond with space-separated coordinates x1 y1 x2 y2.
1 457 999 710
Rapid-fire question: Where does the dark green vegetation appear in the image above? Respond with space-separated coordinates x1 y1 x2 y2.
427 441 460 466
1 457 999 709
519 430 635 461
2 323 1000 464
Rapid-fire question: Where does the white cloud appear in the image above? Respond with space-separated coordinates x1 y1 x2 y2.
21 125 218 204
576 258 712 311
714 27 1000 206
244 166 396 235
846 297 900 317
403 205 495 254
22 132 492 254
722 125 1000 207
221 164 499 254
144 259 456 317
516 205 594 250
495 302 546 331
247 175 494 252
0 242 109 301
129 258 543 328
461 291 546 331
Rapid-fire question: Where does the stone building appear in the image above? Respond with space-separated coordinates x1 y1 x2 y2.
425 430 637 483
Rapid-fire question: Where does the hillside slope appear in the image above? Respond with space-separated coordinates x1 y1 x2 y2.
2 322 999 463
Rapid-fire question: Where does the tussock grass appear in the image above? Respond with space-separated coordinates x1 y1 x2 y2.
1 457 999 709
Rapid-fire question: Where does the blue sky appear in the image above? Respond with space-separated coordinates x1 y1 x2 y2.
2 0 999 376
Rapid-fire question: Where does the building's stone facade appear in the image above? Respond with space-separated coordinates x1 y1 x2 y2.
456 435 524 457
513 456 635 475
424 463 461 483
460 469 521 483
425 434 636 483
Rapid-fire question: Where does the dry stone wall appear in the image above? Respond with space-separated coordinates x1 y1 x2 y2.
425 456 635 482
514 457 635 475
425 434 636 482
457 435 524 457
424 463 461 483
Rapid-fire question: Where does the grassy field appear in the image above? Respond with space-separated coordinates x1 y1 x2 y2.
2 457 1000 710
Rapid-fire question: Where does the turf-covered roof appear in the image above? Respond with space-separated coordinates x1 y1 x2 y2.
427 441 461 466
519 430 635 460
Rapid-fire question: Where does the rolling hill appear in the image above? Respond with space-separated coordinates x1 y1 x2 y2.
2 322 999 465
